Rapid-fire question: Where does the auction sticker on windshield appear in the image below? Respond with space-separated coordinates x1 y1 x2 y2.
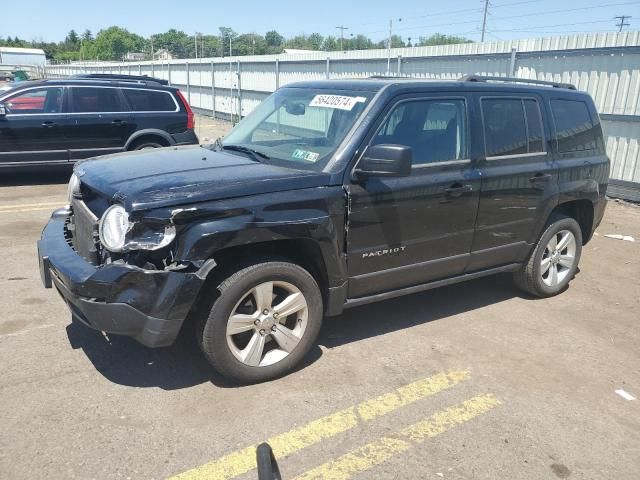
309 95 367 111
292 149 320 162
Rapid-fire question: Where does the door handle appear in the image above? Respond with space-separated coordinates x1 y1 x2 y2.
444 183 473 197
111 119 127 126
529 173 552 183
41 121 56 128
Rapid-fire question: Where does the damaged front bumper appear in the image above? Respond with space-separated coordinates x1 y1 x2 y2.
38 208 212 347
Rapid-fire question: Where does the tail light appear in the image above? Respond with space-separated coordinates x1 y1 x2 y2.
176 90 194 130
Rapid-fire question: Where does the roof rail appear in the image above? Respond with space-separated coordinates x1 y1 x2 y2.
458 75 576 90
71 74 169 86
368 75 411 79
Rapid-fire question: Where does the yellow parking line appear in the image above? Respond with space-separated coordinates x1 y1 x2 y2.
0 201 65 210
0 202 64 214
0 206 62 214
169 370 470 480
293 393 501 480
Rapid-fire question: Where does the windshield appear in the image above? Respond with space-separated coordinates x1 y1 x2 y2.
215 87 374 170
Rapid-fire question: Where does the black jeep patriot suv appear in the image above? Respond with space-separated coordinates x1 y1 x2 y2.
38 76 609 383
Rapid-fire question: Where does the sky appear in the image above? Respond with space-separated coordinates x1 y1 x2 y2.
3 0 639 44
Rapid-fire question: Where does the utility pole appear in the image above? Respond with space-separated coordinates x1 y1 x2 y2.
387 18 401 74
195 33 198 59
481 0 490 42
615 15 632 32
336 25 349 51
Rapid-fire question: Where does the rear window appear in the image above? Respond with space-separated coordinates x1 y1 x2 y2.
71 87 124 113
550 99 598 153
123 89 177 112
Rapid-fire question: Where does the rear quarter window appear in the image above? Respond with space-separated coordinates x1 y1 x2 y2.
550 99 599 153
123 89 177 112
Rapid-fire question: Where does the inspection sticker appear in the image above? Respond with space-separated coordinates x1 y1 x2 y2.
309 94 367 111
292 149 320 162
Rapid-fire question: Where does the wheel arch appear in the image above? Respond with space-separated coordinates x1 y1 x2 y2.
209 238 330 299
551 199 595 245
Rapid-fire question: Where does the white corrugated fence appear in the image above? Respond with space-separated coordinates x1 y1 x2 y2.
46 31 640 196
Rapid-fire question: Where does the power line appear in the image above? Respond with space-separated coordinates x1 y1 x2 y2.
491 1 639 22
348 1 639 39
352 0 547 28
615 15 632 31
489 18 615 33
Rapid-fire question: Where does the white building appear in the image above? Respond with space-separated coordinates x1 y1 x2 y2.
0 47 46 67
154 49 173 61
123 52 146 62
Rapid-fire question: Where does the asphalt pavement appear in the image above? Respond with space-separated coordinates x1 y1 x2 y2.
0 120 639 479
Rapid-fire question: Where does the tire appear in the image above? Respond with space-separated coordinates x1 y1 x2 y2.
130 139 165 150
514 213 582 297
197 261 323 384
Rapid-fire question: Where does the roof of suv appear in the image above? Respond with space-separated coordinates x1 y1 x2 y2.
5 76 176 92
285 76 586 97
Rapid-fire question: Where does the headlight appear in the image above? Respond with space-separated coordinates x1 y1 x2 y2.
67 173 80 203
98 204 176 252
125 223 176 251
99 205 130 252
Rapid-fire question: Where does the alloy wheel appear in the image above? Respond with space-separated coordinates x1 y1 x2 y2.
226 281 308 367
540 229 576 287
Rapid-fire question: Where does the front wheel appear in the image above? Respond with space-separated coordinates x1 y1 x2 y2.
198 261 323 384
514 214 582 297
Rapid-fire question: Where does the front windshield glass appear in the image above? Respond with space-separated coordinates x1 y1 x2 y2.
216 87 374 170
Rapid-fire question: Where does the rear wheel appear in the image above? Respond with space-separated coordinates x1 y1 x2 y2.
129 138 166 150
198 261 323 384
514 214 582 297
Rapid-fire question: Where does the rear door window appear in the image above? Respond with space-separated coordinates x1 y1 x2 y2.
482 97 546 158
482 98 528 157
71 87 125 113
122 89 177 112
524 99 544 153
550 99 598 152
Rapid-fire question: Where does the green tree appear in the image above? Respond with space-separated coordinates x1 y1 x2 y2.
347 34 374 50
219 27 237 56
417 33 472 46
64 30 79 49
233 33 265 56
265 30 283 48
308 33 324 50
198 35 221 58
322 36 339 51
90 26 145 61
150 29 191 58
81 30 94 42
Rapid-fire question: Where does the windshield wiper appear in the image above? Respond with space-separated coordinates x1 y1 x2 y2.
219 144 270 162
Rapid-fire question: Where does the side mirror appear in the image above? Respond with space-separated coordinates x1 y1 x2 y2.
354 144 412 178
0 104 6 117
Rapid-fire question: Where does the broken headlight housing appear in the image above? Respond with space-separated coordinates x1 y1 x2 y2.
98 204 176 253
